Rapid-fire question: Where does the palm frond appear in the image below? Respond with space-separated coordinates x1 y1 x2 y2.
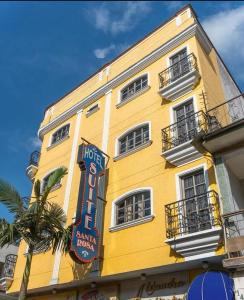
0 219 20 247
34 180 41 200
0 179 26 215
44 202 66 228
51 225 72 254
42 167 67 201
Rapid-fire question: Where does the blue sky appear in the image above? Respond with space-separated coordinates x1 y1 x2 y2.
0 1 244 222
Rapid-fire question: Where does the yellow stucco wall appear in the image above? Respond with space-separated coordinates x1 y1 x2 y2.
9 5 228 295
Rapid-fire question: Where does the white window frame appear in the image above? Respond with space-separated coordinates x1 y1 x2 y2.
47 123 70 149
166 45 190 68
116 72 150 108
86 102 100 117
175 163 212 236
169 95 198 126
110 187 154 232
114 121 152 158
168 95 200 151
40 167 65 193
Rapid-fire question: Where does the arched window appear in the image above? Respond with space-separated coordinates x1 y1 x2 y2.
115 190 152 225
41 170 62 193
120 74 148 103
118 123 150 155
51 124 70 145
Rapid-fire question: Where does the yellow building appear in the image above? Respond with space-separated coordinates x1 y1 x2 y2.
7 4 244 300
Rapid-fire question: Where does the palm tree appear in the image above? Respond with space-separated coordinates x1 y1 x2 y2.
0 167 71 300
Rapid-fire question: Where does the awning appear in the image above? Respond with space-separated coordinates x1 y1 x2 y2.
187 271 234 300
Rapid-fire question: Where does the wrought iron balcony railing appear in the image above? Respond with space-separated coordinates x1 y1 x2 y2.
159 53 198 89
29 150 40 167
222 209 244 259
165 190 221 239
1 254 17 279
161 110 208 152
206 94 244 134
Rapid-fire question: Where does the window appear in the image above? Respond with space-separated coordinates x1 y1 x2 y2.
51 124 70 145
119 124 149 155
174 100 197 146
180 169 211 234
121 75 148 102
41 171 61 193
86 104 99 116
170 48 189 82
116 191 151 225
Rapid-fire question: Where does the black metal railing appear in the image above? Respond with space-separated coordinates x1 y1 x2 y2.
165 190 221 239
206 94 244 134
29 151 40 167
159 53 198 89
1 254 17 279
222 209 244 259
162 110 208 152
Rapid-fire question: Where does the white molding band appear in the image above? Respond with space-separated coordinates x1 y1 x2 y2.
50 110 83 285
38 22 212 140
102 90 112 153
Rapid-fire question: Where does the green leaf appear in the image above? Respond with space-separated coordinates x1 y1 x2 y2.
0 179 26 216
34 180 41 200
42 167 67 201
0 219 20 247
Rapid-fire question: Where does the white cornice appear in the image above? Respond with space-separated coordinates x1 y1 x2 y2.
38 22 212 139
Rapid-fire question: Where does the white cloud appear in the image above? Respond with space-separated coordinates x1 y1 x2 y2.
29 137 42 148
202 6 244 58
94 43 131 59
91 2 151 35
202 5 244 86
94 44 116 59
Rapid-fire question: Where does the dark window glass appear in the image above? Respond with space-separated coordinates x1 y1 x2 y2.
121 75 148 102
116 191 151 225
119 125 149 155
170 48 189 82
181 169 211 234
42 171 61 192
51 124 70 145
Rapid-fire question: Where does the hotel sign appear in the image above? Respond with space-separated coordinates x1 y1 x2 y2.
70 143 105 263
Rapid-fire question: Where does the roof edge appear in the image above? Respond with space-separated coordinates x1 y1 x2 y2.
43 3 196 113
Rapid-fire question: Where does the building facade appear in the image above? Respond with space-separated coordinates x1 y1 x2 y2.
9 5 244 300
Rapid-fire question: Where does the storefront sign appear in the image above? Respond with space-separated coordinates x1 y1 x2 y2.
78 286 118 300
136 277 186 298
70 144 105 263
120 272 188 300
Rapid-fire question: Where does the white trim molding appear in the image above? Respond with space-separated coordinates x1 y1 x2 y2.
110 187 154 231
162 96 203 166
102 90 112 153
165 227 222 259
114 121 152 158
47 122 71 148
169 94 198 127
50 109 83 285
116 72 150 108
175 163 209 201
38 22 212 140
164 164 222 259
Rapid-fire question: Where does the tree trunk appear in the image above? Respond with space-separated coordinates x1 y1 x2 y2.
18 245 34 300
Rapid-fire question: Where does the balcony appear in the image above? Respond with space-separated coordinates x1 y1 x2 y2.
165 191 222 259
26 150 40 181
0 254 17 291
158 53 200 101
202 94 244 153
161 110 207 166
222 210 244 270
